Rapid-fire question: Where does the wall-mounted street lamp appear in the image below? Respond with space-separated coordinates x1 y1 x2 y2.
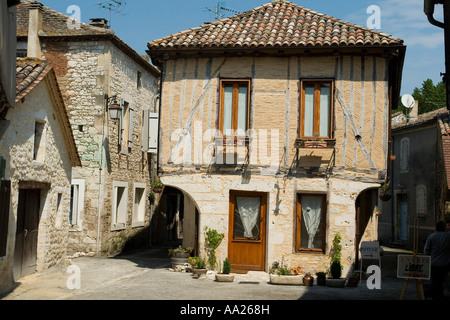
105 94 122 120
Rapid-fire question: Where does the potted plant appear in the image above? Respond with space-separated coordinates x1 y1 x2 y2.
316 272 327 286
192 256 208 279
379 183 391 201
152 179 164 193
347 272 360 287
269 258 303 285
204 227 224 271
168 246 192 270
303 272 314 287
327 233 346 288
215 258 234 282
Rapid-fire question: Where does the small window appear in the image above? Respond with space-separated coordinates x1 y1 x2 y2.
416 185 427 217
296 194 327 253
137 71 142 89
219 79 251 137
33 121 46 162
119 100 134 151
70 179 85 229
300 80 333 139
112 181 128 230
400 138 410 172
132 184 146 227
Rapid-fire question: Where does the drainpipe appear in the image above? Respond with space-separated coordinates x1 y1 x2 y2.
149 92 160 248
424 0 450 110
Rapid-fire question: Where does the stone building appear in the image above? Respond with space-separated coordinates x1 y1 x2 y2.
16 1 160 256
0 57 80 294
147 0 405 275
379 107 450 251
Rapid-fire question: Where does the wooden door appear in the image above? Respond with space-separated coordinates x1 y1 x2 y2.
14 189 40 280
228 191 267 273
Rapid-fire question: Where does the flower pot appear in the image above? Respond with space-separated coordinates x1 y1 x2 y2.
379 194 391 201
347 277 359 287
269 274 303 286
326 278 346 288
303 276 314 287
171 252 190 269
215 274 235 282
194 269 208 279
153 186 164 193
316 277 326 286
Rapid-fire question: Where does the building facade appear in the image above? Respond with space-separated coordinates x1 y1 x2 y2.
0 58 80 294
147 0 405 275
16 2 160 256
379 107 450 251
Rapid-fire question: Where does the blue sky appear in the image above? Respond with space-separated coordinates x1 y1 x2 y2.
38 0 447 97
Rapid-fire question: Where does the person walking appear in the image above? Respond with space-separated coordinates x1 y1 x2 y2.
424 220 450 300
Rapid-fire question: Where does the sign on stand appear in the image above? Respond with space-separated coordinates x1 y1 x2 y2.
359 242 381 281
397 255 431 280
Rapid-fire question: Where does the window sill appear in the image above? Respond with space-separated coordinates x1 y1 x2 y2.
111 223 126 231
132 221 145 228
295 139 336 149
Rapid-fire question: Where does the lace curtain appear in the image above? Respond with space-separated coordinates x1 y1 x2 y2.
301 196 322 249
235 196 261 238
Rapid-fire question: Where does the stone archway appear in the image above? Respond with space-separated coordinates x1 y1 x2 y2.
151 186 200 253
355 188 379 266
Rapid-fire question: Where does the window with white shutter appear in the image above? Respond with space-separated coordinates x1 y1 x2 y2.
416 185 427 217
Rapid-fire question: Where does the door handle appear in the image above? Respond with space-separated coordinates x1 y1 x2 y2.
24 229 28 238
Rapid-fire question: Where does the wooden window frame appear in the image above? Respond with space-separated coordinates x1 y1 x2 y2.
229 190 266 243
296 193 327 253
219 79 251 140
299 79 334 140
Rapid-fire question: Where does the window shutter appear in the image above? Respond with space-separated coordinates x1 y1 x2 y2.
148 113 159 154
128 104 135 148
0 180 11 257
142 109 150 152
119 99 125 147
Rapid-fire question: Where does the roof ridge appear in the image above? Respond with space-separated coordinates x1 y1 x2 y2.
148 0 404 50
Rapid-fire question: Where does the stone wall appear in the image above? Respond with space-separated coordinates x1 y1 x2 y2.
40 40 159 256
0 80 73 293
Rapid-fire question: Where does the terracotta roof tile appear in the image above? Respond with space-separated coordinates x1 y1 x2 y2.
17 1 160 77
16 57 51 102
148 0 404 51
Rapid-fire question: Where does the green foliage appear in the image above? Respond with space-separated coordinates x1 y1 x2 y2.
168 246 192 256
223 258 231 275
204 227 224 270
151 179 163 188
394 79 446 115
330 261 342 279
316 271 326 279
269 258 291 276
329 233 343 279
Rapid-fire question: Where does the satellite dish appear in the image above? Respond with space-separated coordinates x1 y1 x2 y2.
401 94 415 109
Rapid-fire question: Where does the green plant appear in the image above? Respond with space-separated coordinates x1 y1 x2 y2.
168 246 192 256
148 192 155 205
380 183 390 194
222 258 231 275
330 233 343 279
269 257 291 276
151 179 164 188
316 272 326 279
204 227 224 270
196 257 206 269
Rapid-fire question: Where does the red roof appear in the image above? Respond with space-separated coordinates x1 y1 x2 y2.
148 0 404 51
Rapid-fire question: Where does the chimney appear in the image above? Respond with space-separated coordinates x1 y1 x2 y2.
89 18 109 29
410 100 419 119
27 1 43 59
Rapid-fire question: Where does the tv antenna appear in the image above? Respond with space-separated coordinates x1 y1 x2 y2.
401 94 416 123
205 1 240 21
98 0 126 29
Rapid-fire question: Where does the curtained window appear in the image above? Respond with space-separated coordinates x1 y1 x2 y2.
300 80 333 139
220 79 251 138
296 194 327 252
